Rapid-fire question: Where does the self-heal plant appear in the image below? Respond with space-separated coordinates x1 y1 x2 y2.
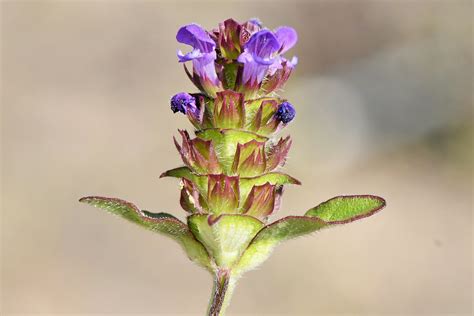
80 18 386 316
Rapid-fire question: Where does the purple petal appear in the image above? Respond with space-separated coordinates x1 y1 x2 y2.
274 26 298 54
170 92 196 114
177 48 203 62
288 56 298 67
281 56 298 69
247 18 263 28
267 56 283 76
176 23 215 53
237 51 253 64
245 30 280 63
193 52 219 83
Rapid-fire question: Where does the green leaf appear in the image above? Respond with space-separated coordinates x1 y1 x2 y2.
305 195 386 224
235 216 327 274
188 214 264 268
235 195 386 274
79 196 212 270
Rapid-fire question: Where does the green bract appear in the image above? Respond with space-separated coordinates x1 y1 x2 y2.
79 18 386 316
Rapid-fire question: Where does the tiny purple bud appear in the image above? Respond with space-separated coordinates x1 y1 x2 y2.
170 92 196 114
275 101 295 124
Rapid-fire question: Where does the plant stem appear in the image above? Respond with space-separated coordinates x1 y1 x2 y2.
207 269 236 316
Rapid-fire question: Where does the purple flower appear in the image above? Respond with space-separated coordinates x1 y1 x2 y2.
275 101 295 124
176 24 222 96
170 92 197 114
237 26 297 95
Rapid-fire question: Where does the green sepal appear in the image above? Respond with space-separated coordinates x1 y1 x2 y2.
231 139 267 177
196 129 268 172
305 195 386 224
217 19 242 60
244 97 283 136
241 182 281 220
207 174 240 215
79 196 213 271
180 178 208 213
188 214 264 268
174 130 222 174
213 91 245 129
222 63 239 90
161 167 300 213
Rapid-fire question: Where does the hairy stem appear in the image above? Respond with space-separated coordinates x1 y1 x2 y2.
207 269 237 316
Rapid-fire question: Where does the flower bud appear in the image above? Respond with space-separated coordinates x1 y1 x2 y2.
170 92 196 114
275 101 296 124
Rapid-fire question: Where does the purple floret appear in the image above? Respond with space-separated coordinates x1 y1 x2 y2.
176 24 220 87
170 92 196 114
275 101 296 124
237 26 298 89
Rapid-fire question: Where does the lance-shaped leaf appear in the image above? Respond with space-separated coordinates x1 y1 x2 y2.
213 90 245 129
235 216 327 274
174 130 222 174
188 214 264 268
216 18 242 60
197 129 268 172
241 183 282 220
79 196 212 270
265 136 292 172
305 195 386 224
207 174 240 214
235 195 386 274
231 140 267 177
180 178 208 213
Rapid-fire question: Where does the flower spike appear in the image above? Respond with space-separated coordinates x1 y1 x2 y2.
80 18 385 316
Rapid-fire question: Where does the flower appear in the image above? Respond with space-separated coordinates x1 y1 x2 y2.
275 101 296 124
177 24 222 96
237 26 298 97
170 92 196 114
81 18 385 316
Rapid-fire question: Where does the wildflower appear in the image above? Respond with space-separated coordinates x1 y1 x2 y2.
237 26 297 98
81 18 385 316
177 24 222 97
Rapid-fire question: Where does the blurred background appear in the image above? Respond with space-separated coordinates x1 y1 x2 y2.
1 1 472 315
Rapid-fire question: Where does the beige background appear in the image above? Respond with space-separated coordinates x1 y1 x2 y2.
1 1 472 315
